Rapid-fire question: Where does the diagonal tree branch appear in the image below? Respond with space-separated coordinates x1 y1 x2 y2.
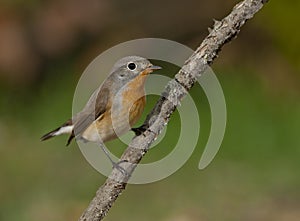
79 0 269 220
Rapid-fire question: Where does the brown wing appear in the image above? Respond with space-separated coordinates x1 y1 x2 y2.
72 87 110 138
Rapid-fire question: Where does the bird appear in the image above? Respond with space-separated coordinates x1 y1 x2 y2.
41 56 161 167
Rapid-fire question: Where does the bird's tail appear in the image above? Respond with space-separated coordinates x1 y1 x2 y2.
41 120 74 144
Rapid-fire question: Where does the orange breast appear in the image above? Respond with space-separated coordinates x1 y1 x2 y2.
82 74 148 143
122 74 148 99
122 74 147 126
129 96 146 126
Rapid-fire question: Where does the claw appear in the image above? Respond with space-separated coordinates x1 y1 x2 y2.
112 160 129 176
131 126 147 136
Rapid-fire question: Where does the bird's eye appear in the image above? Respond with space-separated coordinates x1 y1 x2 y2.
127 62 136 71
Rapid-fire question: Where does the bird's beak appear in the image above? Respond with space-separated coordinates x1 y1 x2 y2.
148 65 162 71
141 64 162 75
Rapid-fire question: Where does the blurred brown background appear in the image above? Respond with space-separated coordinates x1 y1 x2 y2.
0 0 299 221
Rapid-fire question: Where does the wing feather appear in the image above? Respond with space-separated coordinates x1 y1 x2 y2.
72 87 110 137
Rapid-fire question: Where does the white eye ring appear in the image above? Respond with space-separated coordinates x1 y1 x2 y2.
127 62 136 71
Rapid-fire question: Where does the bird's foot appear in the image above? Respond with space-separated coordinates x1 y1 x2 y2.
132 126 157 137
112 159 129 176
131 126 147 136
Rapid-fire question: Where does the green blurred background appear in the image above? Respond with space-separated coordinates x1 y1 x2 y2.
0 0 299 220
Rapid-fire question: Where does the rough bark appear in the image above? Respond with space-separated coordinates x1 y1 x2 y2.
79 0 269 220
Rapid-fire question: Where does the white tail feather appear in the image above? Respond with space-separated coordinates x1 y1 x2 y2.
54 125 74 136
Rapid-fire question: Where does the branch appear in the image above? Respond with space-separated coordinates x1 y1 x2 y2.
79 0 269 220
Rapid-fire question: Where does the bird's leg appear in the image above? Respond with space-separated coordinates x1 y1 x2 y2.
131 125 147 136
98 142 128 175
132 124 157 137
